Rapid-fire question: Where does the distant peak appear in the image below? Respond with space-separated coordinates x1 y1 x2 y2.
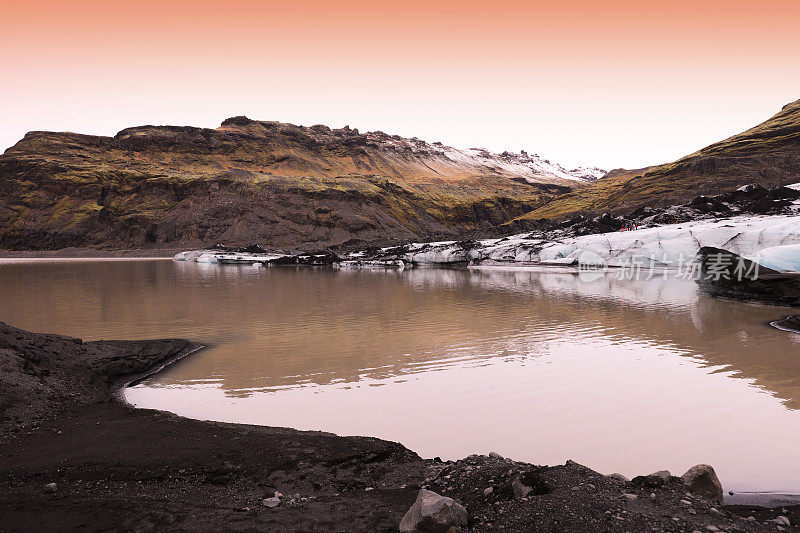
220 116 256 127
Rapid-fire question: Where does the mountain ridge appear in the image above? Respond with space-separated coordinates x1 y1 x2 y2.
518 99 800 222
0 117 600 251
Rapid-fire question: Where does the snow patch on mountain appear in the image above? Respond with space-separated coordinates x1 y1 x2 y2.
359 130 605 182
441 146 605 182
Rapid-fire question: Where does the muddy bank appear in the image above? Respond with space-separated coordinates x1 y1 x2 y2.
0 247 182 259
0 322 797 532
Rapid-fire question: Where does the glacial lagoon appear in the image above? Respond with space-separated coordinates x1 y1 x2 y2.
1 259 799 493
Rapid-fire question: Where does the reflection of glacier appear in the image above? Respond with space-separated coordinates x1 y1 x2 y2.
153 265 800 409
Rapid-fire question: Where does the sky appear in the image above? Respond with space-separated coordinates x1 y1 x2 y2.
2 0 799 170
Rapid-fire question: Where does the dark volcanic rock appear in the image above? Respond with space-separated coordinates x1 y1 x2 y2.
695 246 800 306
682 464 724 505
772 313 800 333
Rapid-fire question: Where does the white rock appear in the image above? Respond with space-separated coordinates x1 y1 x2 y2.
771 516 791 526
262 497 280 508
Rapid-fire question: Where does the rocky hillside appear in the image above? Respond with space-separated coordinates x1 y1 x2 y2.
0 117 600 251
518 99 800 222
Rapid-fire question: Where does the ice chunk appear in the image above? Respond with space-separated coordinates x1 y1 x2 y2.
747 244 800 273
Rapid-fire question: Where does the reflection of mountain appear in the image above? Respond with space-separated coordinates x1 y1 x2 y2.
0 260 798 409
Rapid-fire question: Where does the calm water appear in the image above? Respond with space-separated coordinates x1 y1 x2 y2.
1 259 799 493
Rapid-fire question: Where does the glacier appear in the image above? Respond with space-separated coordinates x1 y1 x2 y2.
175 211 800 273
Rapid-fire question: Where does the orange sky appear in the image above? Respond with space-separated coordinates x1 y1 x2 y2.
2 0 799 168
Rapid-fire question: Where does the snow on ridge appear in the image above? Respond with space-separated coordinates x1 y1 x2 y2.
360 130 604 182
445 146 599 182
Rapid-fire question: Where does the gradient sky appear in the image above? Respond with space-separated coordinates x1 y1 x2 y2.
2 0 799 169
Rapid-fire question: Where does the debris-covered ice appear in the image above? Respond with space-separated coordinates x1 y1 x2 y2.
174 211 800 273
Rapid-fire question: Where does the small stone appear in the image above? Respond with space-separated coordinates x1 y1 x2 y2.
772 516 791 526
650 493 656 499
365 487 374 491
488 452 503 460
681 499 693 505
292 493 301 500
483 487 493 496
621 493 638 501
607 473 630 482
262 497 280 508
706 527 719 532
43 483 57 493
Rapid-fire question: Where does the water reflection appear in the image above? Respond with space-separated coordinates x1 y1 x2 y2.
1 260 799 491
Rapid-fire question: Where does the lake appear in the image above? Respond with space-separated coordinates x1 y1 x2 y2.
1 258 799 493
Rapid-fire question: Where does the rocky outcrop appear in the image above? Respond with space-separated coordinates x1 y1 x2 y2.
522 99 800 221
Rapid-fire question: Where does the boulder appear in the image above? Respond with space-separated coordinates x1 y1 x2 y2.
682 464 723 505
649 470 672 481
632 469 675 487
399 489 468 533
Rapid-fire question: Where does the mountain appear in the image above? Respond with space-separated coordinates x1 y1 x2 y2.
518 99 800 221
0 117 600 251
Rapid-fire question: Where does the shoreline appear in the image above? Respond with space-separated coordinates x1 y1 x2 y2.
2 322 799 531
0 248 183 259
